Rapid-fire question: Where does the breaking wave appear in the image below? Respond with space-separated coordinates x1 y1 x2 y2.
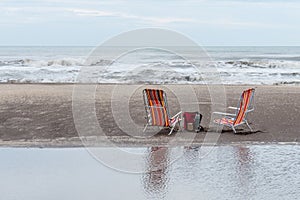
0 57 300 85
0 58 111 67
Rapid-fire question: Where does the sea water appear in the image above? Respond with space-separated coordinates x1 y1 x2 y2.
0 46 300 85
0 145 299 200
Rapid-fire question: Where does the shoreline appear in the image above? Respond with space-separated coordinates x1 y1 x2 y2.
1 136 300 148
0 84 300 147
0 82 299 86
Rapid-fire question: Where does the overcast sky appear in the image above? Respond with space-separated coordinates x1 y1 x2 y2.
1 0 300 46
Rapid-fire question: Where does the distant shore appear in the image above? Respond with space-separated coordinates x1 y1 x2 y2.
0 84 299 147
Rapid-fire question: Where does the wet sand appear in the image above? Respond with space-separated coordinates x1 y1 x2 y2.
0 84 299 147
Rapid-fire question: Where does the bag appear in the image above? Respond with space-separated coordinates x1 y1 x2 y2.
183 112 203 132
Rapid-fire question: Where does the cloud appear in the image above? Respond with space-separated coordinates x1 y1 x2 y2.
66 8 195 24
0 1 297 29
198 18 277 28
67 8 275 28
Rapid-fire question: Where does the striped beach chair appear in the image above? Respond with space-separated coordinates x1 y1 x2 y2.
143 89 182 135
213 88 255 133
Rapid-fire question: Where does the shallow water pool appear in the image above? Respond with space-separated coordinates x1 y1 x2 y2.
0 145 299 200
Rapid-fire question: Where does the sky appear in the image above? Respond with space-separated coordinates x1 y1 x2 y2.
0 0 300 46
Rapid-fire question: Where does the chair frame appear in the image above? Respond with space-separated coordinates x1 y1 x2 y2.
213 88 255 133
143 89 182 135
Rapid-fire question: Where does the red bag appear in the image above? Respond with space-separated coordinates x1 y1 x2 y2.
183 112 197 130
183 112 203 132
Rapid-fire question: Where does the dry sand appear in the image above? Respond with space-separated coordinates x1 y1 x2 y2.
0 84 299 147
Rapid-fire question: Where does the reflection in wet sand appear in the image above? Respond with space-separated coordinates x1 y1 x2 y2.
234 146 255 198
1 145 300 200
142 147 170 199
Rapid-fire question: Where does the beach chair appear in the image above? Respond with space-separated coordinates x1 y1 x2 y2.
213 88 255 133
143 89 182 135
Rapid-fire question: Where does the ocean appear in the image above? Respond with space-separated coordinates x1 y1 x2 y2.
0 46 300 85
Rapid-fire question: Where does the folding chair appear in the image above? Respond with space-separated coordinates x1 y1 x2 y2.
213 88 255 133
143 89 182 135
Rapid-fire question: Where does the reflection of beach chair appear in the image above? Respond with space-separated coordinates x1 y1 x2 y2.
213 88 255 133
143 89 182 135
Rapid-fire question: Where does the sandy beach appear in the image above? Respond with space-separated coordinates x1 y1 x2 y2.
0 84 299 147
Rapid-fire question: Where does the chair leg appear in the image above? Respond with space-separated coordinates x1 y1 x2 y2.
169 117 181 135
231 125 237 134
245 121 253 132
168 117 181 135
143 124 148 132
217 121 223 132
168 125 176 135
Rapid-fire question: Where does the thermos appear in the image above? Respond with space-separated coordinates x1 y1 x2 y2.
194 113 201 132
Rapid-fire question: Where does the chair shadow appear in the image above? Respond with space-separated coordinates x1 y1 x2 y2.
221 129 263 135
152 126 264 136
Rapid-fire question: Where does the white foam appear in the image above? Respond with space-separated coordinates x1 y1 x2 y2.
1 47 300 84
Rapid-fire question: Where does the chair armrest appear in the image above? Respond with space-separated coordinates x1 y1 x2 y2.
228 106 239 110
246 108 254 112
228 107 254 113
212 111 236 117
171 111 182 119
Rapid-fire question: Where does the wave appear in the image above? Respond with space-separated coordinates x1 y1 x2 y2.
0 58 84 67
1 57 299 68
0 57 300 84
274 81 300 85
0 58 111 67
219 60 300 69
